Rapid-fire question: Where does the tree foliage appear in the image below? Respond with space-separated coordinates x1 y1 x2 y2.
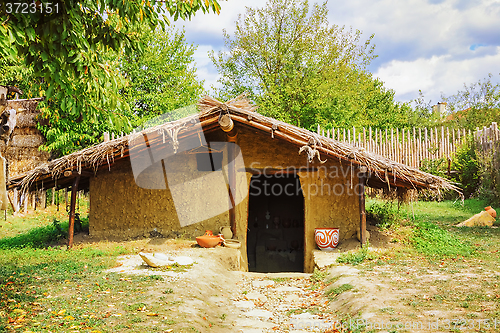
211 0 410 130
0 25 206 155
57 26 204 155
0 0 220 152
441 74 500 130
118 26 205 127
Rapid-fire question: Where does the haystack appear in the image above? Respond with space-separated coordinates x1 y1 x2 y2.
0 98 50 178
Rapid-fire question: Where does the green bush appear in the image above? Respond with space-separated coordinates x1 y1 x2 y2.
451 137 481 198
0 221 67 249
420 156 448 178
337 243 375 265
366 201 401 229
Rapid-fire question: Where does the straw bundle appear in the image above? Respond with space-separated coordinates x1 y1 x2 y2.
1 98 49 178
197 93 258 116
11 135 45 148
16 113 37 128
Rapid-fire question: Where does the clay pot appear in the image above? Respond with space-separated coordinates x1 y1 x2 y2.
314 228 340 250
273 216 280 229
282 218 291 228
196 234 221 248
485 206 497 218
219 226 233 239
223 239 241 249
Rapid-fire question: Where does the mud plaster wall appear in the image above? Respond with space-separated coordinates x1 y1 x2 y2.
233 127 360 273
89 125 360 272
89 155 231 239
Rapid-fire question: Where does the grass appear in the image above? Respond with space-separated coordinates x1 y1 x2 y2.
325 283 354 300
3 197 500 331
411 221 474 257
337 197 500 330
337 241 376 265
0 202 221 333
0 203 196 332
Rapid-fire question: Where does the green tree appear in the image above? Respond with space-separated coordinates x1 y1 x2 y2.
119 26 205 127
442 74 500 130
0 57 34 97
0 27 206 155
210 0 410 130
47 27 204 154
0 0 221 149
408 90 442 127
451 137 480 198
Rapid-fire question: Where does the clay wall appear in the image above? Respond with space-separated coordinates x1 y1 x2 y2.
233 128 359 272
89 125 360 272
89 157 231 239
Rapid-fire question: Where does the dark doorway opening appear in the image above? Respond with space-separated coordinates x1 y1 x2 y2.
247 174 304 272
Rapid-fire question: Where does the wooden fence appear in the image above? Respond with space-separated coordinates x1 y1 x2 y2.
475 122 500 152
316 122 500 169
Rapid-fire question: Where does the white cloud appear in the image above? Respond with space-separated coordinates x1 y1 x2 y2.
375 47 500 102
178 0 500 103
192 45 221 92
174 0 267 41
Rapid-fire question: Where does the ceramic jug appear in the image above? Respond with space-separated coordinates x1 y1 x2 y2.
219 226 233 240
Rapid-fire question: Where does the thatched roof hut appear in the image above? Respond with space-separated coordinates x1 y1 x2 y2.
8 95 459 194
7 95 461 273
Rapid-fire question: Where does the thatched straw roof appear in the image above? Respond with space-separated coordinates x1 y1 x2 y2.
8 94 461 196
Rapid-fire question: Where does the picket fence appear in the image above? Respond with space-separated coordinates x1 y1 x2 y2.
316 122 500 169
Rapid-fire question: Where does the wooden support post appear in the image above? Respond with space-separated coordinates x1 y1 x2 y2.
51 187 55 206
23 192 28 213
227 134 237 238
219 112 238 238
68 177 80 249
13 188 19 213
358 166 367 246
42 190 46 209
7 191 15 214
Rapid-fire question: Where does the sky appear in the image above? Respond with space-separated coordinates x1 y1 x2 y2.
174 0 500 105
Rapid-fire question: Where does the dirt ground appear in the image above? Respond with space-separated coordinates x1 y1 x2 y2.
68 225 398 333
70 222 500 333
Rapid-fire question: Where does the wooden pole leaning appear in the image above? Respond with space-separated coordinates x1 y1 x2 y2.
358 166 368 246
218 108 238 238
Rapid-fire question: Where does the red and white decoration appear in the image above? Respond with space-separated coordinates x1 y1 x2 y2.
314 228 339 250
